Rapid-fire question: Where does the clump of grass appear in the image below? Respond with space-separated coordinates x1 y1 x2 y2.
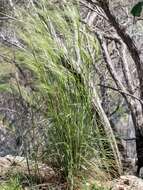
3 0 121 188
81 178 111 190
0 178 22 190
85 184 110 190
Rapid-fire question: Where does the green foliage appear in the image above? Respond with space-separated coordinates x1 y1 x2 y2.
1 0 120 188
131 1 143 17
0 178 22 190
91 185 109 190
82 180 110 190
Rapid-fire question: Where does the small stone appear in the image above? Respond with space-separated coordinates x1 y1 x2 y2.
118 186 125 190
123 179 130 185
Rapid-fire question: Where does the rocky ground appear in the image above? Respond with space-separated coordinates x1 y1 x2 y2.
110 175 143 190
0 155 143 190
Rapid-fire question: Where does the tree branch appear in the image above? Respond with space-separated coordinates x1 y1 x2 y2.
87 0 143 101
97 84 143 105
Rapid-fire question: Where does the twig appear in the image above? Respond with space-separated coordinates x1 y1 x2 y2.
97 84 143 105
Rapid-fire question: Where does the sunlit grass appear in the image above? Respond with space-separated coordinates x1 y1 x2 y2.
1 0 121 189
0 178 22 190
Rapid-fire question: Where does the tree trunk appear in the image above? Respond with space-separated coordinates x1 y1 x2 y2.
130 102 143 176
89 80 122 174
135 129 143 176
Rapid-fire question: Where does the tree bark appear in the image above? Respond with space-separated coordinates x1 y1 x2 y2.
129 102 143 176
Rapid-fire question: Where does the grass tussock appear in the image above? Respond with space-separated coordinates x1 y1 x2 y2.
1 0 121 189
0 178 22 190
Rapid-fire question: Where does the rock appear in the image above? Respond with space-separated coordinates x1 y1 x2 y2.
0 124 18 156
0 155 55 183
111 175 143 190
